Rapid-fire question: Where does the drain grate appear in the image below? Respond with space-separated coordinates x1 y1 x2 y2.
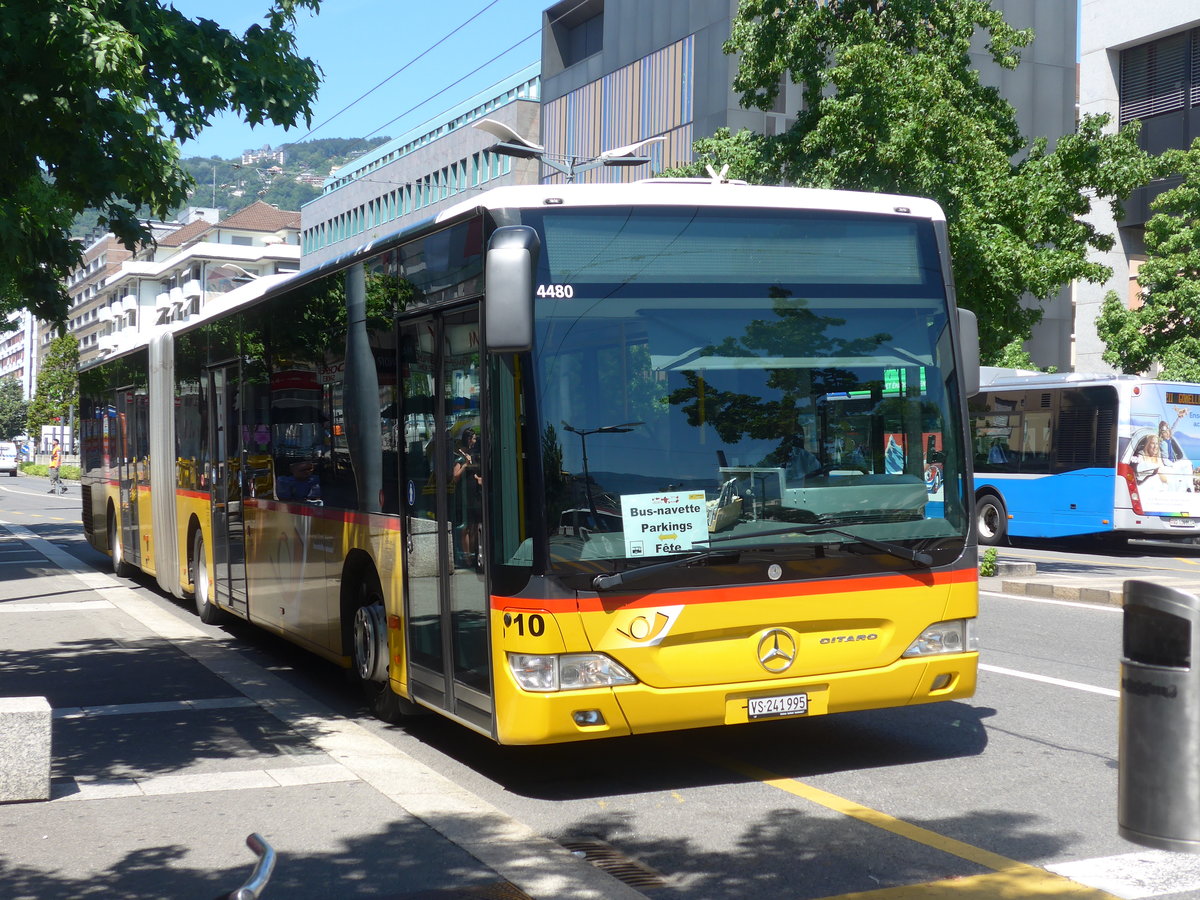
561 838 670 890
395 881 534 899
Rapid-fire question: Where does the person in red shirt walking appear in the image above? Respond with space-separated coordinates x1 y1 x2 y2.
48 438 65 493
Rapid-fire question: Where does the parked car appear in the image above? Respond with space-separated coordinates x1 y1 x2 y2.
0 442 20 476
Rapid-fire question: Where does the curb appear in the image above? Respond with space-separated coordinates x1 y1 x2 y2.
996 579 1124 607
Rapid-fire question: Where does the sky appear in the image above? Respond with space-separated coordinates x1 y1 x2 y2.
171 0 552 160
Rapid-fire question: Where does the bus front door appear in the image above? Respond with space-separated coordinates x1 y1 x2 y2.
207 364 248 615
400 311 493 734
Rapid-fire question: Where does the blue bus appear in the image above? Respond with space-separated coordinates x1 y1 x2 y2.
971 369 1200 544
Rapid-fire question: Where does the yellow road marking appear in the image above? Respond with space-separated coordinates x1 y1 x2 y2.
819 869 1121 899
716 757 1120 899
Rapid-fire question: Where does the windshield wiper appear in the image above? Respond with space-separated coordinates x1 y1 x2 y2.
592 549 742 592
694 523 934 568
590 525 932 592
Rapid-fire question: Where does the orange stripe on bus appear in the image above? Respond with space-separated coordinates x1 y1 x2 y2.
492 566 976 613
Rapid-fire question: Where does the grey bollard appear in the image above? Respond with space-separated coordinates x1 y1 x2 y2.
0 697 52 802
1119 580 1200 852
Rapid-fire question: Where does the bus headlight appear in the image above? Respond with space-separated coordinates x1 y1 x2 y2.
508 653 637 692
902 619 977 657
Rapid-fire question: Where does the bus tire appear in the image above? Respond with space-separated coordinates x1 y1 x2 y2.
976 493 1008 546
348 570 407 724
108 509 135 578
191 531 226 625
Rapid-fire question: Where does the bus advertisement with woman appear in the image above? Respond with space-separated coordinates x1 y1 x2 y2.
80 181 980 745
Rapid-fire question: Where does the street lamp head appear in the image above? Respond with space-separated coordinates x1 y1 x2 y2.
484 140 543 161
564 421 645 436
597 136 666 161
472 118 545 154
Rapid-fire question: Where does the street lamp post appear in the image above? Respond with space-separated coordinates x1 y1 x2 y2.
562 421 644 532
473 119 665 183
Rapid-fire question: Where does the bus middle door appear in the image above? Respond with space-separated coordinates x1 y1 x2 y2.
206 364 249 616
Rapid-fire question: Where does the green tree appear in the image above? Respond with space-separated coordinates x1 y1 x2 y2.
27 334 79 441
663 0 1158 360
1 0 322 324
1096 140 1200 381
0 379 29 441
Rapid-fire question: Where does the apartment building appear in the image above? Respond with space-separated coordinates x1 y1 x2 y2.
0 312 35 397
1076 0 1200 373
62 202 300 368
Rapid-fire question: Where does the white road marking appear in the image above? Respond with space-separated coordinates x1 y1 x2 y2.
981 588 1124 612
1048 849 1200 899
54 696 260 719
54 762 359 801
979 663 1120 698
0 600 114 613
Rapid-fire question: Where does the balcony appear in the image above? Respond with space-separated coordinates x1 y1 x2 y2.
182 278 202 299
155 291 172 312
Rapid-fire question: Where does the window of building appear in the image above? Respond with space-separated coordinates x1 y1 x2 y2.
552 0 603 68
1121 27 1199 124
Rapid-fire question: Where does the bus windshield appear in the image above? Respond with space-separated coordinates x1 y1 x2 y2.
519 205 968 572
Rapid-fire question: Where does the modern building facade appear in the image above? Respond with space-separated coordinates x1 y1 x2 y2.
1076 0 1200 373
538 0 1079 368
300 65 541 268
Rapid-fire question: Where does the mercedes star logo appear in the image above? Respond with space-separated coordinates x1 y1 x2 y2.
757 628 797 673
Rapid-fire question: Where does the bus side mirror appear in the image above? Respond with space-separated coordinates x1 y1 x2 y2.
958 308 980 397
485 225 541 353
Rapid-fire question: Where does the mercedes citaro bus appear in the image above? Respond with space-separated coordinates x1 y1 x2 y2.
80 180 980 744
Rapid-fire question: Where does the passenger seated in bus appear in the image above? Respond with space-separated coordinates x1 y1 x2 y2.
785 434 822 480
276 460 322 502
987 439 1012 465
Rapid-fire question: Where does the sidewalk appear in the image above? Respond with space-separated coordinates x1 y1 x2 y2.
0 517 643 900
980 555 1199 606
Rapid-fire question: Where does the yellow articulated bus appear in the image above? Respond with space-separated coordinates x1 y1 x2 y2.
80 181 981 745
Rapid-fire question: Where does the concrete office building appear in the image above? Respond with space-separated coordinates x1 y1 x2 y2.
1076 1 1200 373
538 0 1078 369
301 65 541 268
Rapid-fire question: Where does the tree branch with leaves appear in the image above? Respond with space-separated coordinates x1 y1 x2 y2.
1097 139 1200 381
0 0 322 324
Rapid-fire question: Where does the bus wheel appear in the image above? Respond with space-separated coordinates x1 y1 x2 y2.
976 494 1008 546
107 510 134 578
350 574 406 724
191 531 226 625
